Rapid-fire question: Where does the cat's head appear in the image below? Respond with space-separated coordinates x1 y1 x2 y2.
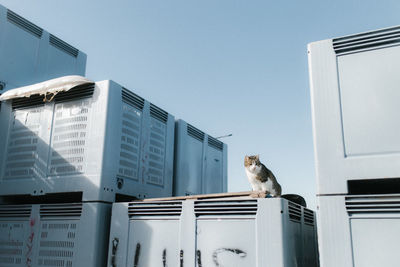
244 155 261 172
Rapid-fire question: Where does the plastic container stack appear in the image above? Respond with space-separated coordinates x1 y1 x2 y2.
308 24 400 267
107 197 318 267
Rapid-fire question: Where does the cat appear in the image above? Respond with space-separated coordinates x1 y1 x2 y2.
244 155 282 197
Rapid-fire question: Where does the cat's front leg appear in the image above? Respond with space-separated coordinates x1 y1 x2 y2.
251 182 262 191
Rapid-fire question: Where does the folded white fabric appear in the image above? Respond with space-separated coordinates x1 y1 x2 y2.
0 75 93 101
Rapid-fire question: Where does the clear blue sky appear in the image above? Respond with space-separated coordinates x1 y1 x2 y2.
2 0 400 209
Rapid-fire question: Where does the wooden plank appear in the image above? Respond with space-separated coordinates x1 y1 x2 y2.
139 191 268 202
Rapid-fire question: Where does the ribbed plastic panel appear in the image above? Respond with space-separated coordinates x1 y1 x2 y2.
49 34 79 57
0 204 31 218
208 136 223 151
122 88 144 110
128 201 182 217
54 84 94 103
4 107 44 180
303 208 315 226
187 124 205 142
288 202 302 223
49 98 91 176
147 118 167 186
150 104 168 123
194 200 257 216
333 25 400 55
40 203 83 218
12 94 44 110
345 194 400 214
119 103 142 180
7 9 43 38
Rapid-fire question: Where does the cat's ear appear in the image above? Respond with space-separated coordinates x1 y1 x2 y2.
255 154 259 160
244 155 248 160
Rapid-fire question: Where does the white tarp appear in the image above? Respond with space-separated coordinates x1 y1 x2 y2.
0 75 93 101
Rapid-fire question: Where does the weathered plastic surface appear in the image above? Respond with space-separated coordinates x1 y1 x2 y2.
0 5 87 92
173 119 227 196
0 80 175 202
107 198 319 267
0 202 111 267
308 25 400 195
317 194 400 267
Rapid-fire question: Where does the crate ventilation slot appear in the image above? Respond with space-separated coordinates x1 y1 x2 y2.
303 208 314 226
7 9 43 38
208 136 223 151
12 94 44 109
345 195 400 215
54 83 95 102
128 202 182 217
194 200 257 216
288 202 301 222
333 25 400 55
187 124 205 142
49 34 79 57
40 203 82 218
150 104 168 123
122 88 144 110
0 205 31 218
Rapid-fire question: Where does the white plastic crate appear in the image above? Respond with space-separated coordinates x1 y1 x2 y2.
317 194 400 267
0 202 111 267
0 79 175 201
0 5 86 92
107 198 318 267
173 120 227 196
308 25 400 195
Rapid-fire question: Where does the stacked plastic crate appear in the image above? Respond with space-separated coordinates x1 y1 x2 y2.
0 78 176 266
107 197 319 267
0 4 87 93
173 119 227 196
308 25 400 267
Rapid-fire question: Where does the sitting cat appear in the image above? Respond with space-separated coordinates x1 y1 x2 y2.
244 155 282 197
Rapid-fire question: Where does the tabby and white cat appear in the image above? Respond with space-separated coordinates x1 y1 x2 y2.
244 155 281 197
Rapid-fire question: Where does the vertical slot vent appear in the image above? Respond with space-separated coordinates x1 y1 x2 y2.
208 136 223 151
119 99 142 180
187 124 205 142
345 195 400 215
194 200 257 216
122 88 144 110
54 84 95 102
49 34 79 57
288 202 301 223
40 204 82 218
333 26 400 55
303 208 315 226
38 220 77 267
4 107 43 180
7 9 43 38
0 205 31 218
147 117 167 186
49 98 91 176
150 104 168 123
12 95 44 109
128 202 182 217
